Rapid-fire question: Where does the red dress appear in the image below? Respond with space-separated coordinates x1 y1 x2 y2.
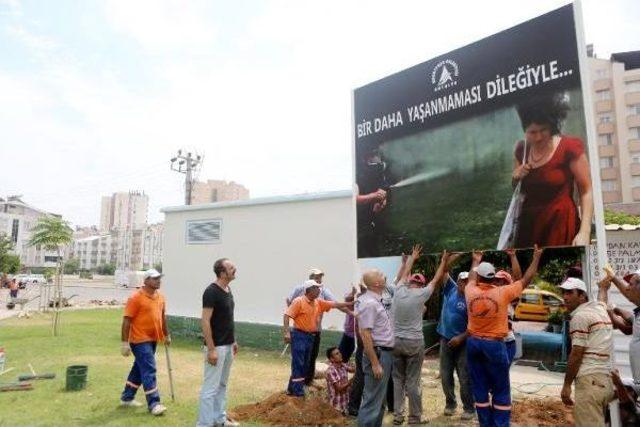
513 136 584 248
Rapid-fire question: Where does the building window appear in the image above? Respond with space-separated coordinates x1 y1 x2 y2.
602 179 618 191
11 219 19 244
600 157 614 168
599 134 613 145
631 127 640 139
596 90 611 101
598 113 612 123
628 104 640 116
626 80 640 93
632 152 640 164
633 176 640 188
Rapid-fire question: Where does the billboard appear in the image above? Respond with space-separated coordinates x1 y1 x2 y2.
353 4 598 259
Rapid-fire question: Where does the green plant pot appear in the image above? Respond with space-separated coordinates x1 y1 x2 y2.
65 365 88 391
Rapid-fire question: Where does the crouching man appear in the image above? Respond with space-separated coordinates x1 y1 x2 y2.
325 346 355 414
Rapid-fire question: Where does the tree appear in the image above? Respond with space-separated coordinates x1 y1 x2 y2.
604 209 640 225
28 216 73 336
63 257 80 275
95 263 115 275
1 254 21 274
0 234 19 274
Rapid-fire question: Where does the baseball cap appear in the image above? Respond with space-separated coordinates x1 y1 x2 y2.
303 279 320 291
457 271 469 280
143 269 163 280
474 262 496 279
559 277 587 293
409 273 426 285
309 268 324 276
623 270 640 283
495 270 513 283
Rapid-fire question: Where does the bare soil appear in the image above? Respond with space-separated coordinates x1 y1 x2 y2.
230 391 347 426
512 398 574 426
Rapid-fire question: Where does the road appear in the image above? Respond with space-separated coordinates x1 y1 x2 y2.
0 276 134 319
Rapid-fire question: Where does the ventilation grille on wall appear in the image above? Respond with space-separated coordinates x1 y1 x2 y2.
186 219 222 244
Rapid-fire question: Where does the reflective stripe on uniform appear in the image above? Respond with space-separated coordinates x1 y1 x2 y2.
493 404 512 411
144 387 158 395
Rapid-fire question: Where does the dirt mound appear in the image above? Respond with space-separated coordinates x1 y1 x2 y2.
230 391 347 426
512 398 574 426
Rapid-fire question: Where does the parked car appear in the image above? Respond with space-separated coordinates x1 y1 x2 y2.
17 274 47 286
513 289 565 322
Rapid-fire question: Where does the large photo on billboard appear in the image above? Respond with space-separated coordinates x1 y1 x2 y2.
354 5 596 258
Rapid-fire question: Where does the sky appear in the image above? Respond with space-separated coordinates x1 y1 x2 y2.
1 0 638 226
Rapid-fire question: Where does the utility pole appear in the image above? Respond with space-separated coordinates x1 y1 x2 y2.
170 150 202 205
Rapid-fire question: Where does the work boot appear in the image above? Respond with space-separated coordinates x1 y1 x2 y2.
443 407 456 416
119 399 143 408
461 411 475 421
151 404 167 416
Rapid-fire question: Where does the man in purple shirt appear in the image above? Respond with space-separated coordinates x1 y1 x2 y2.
357 269 394 427
338 289 357 363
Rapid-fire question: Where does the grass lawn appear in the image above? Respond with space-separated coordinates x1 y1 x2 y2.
0 309 289 426
0 309 468 427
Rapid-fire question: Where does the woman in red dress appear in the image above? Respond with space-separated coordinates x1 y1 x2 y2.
511 93 593 248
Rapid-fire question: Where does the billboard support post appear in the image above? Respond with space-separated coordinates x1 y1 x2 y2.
573 0 608 294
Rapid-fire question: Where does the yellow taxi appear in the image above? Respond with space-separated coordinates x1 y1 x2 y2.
513 289 565 322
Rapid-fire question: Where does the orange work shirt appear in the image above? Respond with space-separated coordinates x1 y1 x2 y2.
465 279 523 339
285 296 335 333
124 289 166 344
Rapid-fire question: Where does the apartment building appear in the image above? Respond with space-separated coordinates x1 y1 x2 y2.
0 196 63 268
142 223 163 269
589 49 640 214
100 191 148 232
191 180 249 205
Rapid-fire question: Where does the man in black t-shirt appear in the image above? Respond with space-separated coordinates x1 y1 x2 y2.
196 258 239 427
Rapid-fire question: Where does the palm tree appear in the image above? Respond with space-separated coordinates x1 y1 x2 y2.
28 216 73 336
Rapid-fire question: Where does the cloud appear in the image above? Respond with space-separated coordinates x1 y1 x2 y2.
104 0 217 55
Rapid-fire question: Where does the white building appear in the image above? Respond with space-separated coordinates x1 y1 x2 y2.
73 234 116 271
588 49 640 212
0 197 62 269
161 191 354 330
143 223 163 269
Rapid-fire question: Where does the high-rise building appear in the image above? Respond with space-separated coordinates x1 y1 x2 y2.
0 196 63 269
143 223 163 269
191 180 249 205
589 49 640 214
99 191 148 231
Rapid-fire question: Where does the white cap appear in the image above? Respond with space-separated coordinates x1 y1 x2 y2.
559 277 587 293
303 279 320 291
474 262 496 279
309 268 324 276
143 269 163 280
457 271 469 280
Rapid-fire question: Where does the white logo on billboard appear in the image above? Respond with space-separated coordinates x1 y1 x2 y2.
431 59 459 92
